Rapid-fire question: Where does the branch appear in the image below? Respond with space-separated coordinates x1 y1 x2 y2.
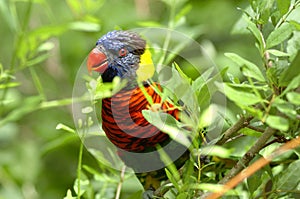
204 133 300 199
216 116 254 145
200 127 276 199
247 125 265 133
115 165 126 199
219 127 276 184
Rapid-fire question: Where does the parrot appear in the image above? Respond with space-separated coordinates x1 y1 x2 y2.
87 30 189 197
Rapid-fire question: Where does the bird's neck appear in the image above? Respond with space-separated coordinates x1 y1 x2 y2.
101 64 139 89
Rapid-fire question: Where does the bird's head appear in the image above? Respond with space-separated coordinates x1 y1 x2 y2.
87 30 154 83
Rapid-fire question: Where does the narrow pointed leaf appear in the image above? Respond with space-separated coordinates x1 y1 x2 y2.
265 115 289 131
225 53 265 81
266 23 293 49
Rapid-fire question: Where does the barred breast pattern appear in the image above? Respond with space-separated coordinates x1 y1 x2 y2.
101 83 179 152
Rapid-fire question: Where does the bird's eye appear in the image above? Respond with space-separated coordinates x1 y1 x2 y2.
118 48 127 57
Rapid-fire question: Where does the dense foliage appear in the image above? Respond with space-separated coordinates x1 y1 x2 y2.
0 0 300 199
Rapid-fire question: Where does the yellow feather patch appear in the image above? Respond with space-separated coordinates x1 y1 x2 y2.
136 47 155 82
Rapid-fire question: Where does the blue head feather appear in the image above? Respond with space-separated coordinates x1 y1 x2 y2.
94 31 146 82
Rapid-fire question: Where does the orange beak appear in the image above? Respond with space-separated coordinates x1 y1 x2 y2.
87 48 108 74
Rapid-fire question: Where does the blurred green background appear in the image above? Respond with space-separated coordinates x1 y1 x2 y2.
0 0 258 198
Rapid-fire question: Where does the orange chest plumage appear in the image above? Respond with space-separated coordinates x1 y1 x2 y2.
101 84 179 152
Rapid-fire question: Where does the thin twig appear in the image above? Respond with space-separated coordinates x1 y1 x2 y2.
216 116 254 145
115 165 126 199
219 127 276 184
247 125 265 133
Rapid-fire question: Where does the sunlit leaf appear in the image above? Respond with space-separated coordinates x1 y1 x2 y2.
0 82 20 89
56 123 76 134
266 23 293 49
290 20 300 31
267 49 289 57
166 168 180 190
225 53 265 81
274 160 300 191
247 163 263 195
273 98 297 119
37 41 55 52
265 115 289 131
281 73 300 95
276 0 291 16
64 189 76 199
73 175 90 196
142 110 191 148
279 53 300 86
69 21 101 32
218 83 263 106
246 16 264 52
199 145 232 159
287 92 300 105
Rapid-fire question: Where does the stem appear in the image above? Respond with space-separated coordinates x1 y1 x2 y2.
218 127 276 185
204 134 300 199
157 0 177 69
275 0 300 29
216 116 254 145
77 139 84 199
0 0 33 115
29 67 46 100
76 116 88 199
247 125 265 133
115 166 126 199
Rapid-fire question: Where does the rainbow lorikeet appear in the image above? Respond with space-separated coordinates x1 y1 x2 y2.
87 30 189 197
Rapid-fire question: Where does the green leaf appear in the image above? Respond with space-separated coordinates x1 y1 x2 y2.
0 82 20 89
200 145 232 159
0 0 18 32
266 23 293 49
68 21 101 32
240 127 262 137
219 83 263 106
265 115 289 131
26 53 50 67
189 183 237 195
176 192 189 199
247 165 263 195
73 176 90 196
225 53 265 81
276 0 291 16
290 20 300 31
246 16 264 52
267 49 290 57
274 160 300 191
165 168 180 191
64 189 76 199
250 0 275 24
142 110 191 148
173 62 192 84
137 21 162 27
66 0 81 14
56 123 76 134
0 96 42 127
37 41 55 52
273 98 297 119
287 92 300 105
281 74 300 95
279 52 300 86
175 3 192 23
